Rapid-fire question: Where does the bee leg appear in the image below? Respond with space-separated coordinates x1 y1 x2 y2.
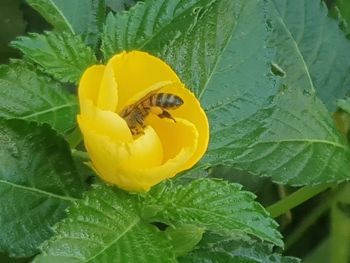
131 127 138 135
158 110 176 122
129 116 146 136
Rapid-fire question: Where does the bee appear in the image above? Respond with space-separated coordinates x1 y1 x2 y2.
120 90 184 136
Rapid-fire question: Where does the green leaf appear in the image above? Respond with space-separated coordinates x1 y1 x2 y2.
101 0 274 172
165 224 205 257
25 0 72 33
0 62 77 133
205 87 350 186
11 31 97 83
34 185 176 263
0 119 88 257
268 0 350 111
101 0 227 64
102 0 350 185
179 233 300 263
26 0 106 45
143 179 283 247
195 0 350 185
101 0 269 100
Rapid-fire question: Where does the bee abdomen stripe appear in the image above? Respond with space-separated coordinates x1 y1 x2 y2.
150 94 157 106
166 94 174 107
156 93 163 106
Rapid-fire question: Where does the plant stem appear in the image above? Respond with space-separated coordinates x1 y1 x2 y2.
66 127 83 148
71 149 90 161
285 184 347 249
330 183 350 263
267 184 334 218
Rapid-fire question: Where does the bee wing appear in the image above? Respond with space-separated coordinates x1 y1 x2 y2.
139 88 162 103
120 89 160 117
120 81 173 116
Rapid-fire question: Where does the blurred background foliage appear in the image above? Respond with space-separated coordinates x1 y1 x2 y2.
325 0 350 37
0 0 49 64
0 0 139 64
0 0 349 262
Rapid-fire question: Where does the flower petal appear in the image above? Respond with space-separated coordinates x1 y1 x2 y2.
150 82 209 169
79 115 197 192
98 63 118 111
146 115 199 170
79 123 165 189
115 118 198 191
106 51 181 112
78 126 120 181
79 65 105 113
115 148 193 192
118 126 163 169
78 101 132 143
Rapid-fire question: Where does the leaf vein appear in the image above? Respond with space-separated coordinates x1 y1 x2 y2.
0 179 77 202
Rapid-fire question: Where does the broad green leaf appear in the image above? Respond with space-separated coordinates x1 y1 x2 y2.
165 224 205 257
0 62 77 133
101 0 270 102
101 0 273 166
11 31 97 83
0 119 88 257
101 0 272 103
105 0 350 185
25 0 72 33
180 233 300 263
205 87 350 186
269 0 350 111
26 0 106 45
101 0 226 64
34 185 176 263
143 179 283 247
194 0 350 185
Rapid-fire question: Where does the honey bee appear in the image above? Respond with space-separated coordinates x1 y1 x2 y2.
120 90 184 136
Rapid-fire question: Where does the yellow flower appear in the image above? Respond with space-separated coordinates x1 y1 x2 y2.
77 51 209 192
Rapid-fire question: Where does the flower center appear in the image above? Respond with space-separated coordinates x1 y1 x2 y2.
120 90 184 136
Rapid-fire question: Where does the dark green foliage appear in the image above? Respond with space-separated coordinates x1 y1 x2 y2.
143 179 283 247
180 233 300 263
269 0 350 111
0 62 77 133
34 180 283 262
0 119 88 257
11 32 97 83
1 0 350 261
34 185 177 263
102 0 350 186
26 0 106 46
